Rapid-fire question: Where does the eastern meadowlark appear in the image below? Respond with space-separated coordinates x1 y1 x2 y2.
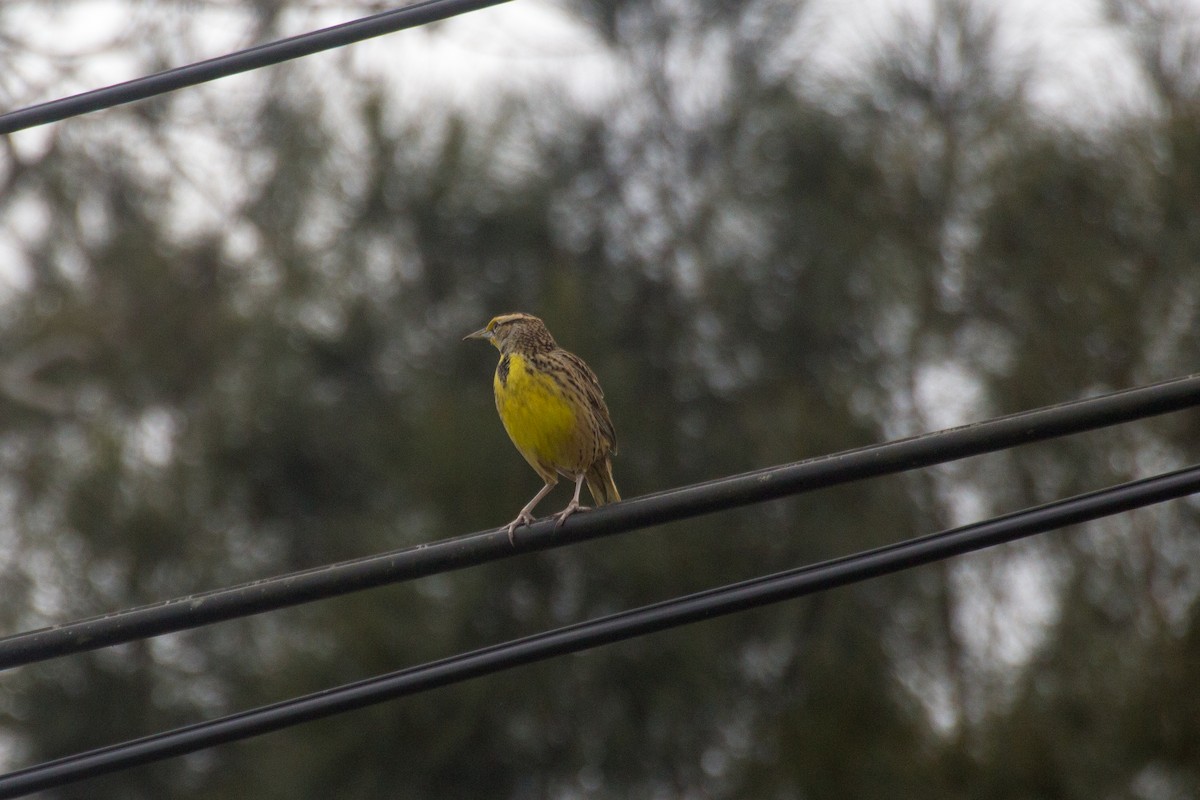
464 313 620 543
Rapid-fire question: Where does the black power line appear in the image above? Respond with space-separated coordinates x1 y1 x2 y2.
2 462 1198 798
0 0 514 134
2 372 1199 672
7 3 1191 796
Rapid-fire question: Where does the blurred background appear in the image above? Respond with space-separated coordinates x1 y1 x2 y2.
3 0 1200 797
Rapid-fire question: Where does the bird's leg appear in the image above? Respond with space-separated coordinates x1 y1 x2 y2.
507 481 556 544
552 474 591 530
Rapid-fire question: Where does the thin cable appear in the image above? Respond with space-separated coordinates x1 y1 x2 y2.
2 372 1199 671
2 463 1198 798
0 0 513 134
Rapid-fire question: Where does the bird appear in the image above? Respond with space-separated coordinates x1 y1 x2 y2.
464 312 620 544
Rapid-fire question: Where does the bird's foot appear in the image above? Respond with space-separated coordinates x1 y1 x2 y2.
552 500 591 530
506 511 537 545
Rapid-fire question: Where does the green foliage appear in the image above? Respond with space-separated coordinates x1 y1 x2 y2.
2 1 1200 798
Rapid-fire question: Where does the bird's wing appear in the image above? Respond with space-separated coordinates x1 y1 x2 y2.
560 350 617 453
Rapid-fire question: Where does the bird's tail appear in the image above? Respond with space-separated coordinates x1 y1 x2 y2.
585 458 621 506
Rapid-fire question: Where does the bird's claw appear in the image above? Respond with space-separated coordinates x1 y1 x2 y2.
505 501 593 544
552 501 591 531
506 511 537 545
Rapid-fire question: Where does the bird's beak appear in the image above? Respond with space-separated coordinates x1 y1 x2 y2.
463 327 492 342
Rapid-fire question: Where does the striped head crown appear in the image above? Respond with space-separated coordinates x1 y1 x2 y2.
464 312 558 354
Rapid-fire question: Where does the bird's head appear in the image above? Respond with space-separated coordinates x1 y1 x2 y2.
463 312 556 355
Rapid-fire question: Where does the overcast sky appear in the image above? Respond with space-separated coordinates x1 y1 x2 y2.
3 0 1184 136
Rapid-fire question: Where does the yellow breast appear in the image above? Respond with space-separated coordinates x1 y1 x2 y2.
494 353 584 480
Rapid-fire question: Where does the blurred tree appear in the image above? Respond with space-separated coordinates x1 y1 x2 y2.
1 0 1200 798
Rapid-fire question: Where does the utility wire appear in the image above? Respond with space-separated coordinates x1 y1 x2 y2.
5 5 1194 795
2 462 1198 798
0 0 513 134
2 372 1200 672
